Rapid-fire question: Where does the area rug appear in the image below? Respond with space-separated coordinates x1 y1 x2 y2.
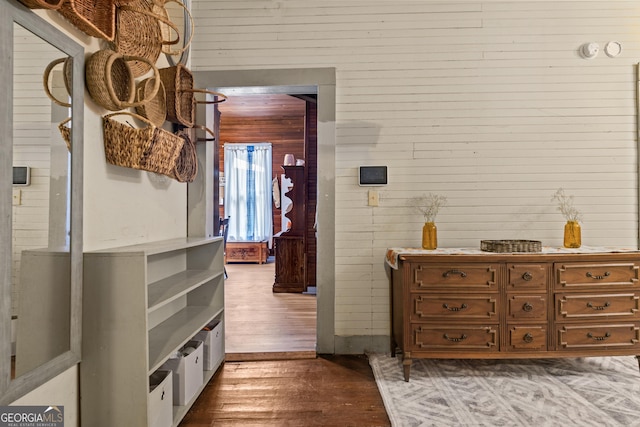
369 354 640 427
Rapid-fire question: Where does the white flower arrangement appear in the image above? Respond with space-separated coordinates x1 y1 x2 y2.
410 193 447 223
551 188 582 223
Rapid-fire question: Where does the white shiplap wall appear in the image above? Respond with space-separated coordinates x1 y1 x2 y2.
192 1 640 338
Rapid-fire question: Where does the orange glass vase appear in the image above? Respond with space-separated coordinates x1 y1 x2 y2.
422 222 437 250
563 221 581 248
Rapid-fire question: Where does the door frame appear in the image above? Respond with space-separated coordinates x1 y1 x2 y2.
193 68 336 353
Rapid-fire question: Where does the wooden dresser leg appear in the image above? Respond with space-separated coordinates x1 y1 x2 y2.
402 353 412 382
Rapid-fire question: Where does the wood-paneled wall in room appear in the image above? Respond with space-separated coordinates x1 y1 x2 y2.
218 95 306 235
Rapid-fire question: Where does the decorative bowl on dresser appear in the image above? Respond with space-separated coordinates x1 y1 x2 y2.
387 248 640 381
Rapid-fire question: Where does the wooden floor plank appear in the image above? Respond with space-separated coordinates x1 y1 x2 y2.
179 355 391 427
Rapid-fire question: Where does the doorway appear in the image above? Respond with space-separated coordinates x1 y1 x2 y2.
194 68 336 354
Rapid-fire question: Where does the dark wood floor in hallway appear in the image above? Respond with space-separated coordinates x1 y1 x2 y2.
179 355 391 427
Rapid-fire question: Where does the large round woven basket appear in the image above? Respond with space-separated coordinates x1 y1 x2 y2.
111 0 180 77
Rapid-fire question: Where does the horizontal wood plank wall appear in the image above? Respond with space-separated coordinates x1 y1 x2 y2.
193 1 640 338
219 115 305 234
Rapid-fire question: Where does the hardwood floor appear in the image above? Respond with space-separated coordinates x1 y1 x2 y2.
178 258 391 426
223 258 317 360
179 355 391 427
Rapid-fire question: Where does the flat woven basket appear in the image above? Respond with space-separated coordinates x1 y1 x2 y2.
58 0 117 41
18 0 64 9
480 240 542 253
170 129 198 183
103 112 184 176
58 118 72 152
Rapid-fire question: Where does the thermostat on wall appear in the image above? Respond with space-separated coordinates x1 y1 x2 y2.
359 166 387 186
13 166 30 186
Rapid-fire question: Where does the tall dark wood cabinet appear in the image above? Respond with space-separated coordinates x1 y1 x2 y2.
273 165 306 293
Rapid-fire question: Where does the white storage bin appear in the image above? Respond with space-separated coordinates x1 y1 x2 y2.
194 319 224 371
148 370 173 427
160 340 204 406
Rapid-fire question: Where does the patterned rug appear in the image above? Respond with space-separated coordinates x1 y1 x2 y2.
369 354 640 427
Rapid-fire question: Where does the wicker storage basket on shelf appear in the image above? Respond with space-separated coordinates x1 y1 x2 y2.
86 49 160 111
135 77 167 127
170 129 198 182
57 0 117 41
480 240 542 253
111 0 180 77
102 112 184 177
18 0 63 9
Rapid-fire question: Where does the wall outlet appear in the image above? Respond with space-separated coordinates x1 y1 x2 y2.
12 189 21 206
368 190 379 207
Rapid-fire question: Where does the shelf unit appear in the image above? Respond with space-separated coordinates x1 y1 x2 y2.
81 237 225 427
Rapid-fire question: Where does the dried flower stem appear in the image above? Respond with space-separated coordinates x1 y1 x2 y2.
551 188 582 222
410 193 447 223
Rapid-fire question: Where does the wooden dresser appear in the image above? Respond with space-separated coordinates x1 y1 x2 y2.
388 249 640 381
225 241 268 264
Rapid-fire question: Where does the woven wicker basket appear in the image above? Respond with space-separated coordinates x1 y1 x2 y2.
154 0 194 57
58 0 117 41
171 129 198 182
111 0 180 77
86 49 160 111
18 0 63 9
58 118 72 151
158 64 195 126
135 77 167 127
43 57 73 108
103 112 184 176
480 240 542 253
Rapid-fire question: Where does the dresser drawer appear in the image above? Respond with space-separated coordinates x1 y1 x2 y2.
557 323 640 350
507 295 547 321
507 264 547 291
555 262 639 289
411 294 497 321
507 325 547 351
411 324 499 351
556 293 640 320
410 263 498 291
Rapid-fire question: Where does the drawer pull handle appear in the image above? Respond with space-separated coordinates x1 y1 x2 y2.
443 303 468 312
587 332 611 341
586 271 611 280
522 271 533 281
443 269 467 278
522 302 534 312
443 333 467 342
586 301 611 310
523 333 534 343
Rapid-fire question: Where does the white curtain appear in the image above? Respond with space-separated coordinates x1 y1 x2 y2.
224 143 273 243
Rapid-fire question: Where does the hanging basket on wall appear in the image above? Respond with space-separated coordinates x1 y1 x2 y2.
18 0 64 10
57 0 117 41
135 77 167 127
170 129 198 183
86 48 160 111
103 111 184 177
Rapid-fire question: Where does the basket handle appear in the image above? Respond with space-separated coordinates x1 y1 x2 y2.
183 88 228 104
193 125 216 142
104 53 162 109
118 4 181 47
103 111 156 129
160 0 195 56
43 57 71 107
